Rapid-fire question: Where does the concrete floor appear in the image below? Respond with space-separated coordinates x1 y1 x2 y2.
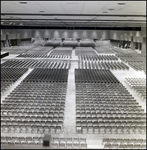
1 46 146 149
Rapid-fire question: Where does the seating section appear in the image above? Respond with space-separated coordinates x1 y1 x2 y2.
44 39 61 47
102 138 146 149
23 69 68 82
1 80 13 94
76 83 146 134
78 61 129 70
1 68 28 93
1 68 28 81
95 47 114 54
79 40 96 47
1 68 68 136
75 69 119 83
17 46 53 58
1 82 66 134
62 40 79 47
49 49 72 59
51 137 87 148
78 55 118 61
1 136 87 148
1 60 70 69
113 48 146 73
75 69 146 134
125 78 146 101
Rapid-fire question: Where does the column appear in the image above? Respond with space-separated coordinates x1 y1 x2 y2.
141 37 146 55
131 36 135 50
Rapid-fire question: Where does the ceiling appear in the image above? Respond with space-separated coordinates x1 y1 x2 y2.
1 1 146 27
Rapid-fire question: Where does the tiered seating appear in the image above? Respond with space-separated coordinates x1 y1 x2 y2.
44 39 61 47
1 60 70 69
23 69 68 82
75 69 119 83
102 138 146 149
75 48 96 56
79 39 95 47
1 136 87 148
62 39 79 47
125 78 146 100
75 69 146 134
95 47 114 54
78 61 129 70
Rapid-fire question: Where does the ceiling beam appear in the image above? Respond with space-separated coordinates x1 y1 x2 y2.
1 13 146 17
1 18 146 22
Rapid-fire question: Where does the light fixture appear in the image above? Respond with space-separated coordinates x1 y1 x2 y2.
109 9 115 11
19 2 27 4
39 11 45 12
103 12 108 13
117 3 126 5
66 2 79 4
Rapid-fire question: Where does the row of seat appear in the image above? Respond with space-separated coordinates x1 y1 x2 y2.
125 78 146 100
75 49 96 56
1 81 67 136
75 81 146 134
2 124 63 134
128 62 146 73
76 125 146 134
2 60 70 69
125 78 146 86
17 53 50 58
102 138 146 144
1 136 87 148
78 61 129 70
23 69 68 82
1 81 13 94
1 68 28 81
78 55 118 61
75 69 120 83
104 143 146 149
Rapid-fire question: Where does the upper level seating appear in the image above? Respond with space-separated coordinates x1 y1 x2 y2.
75 48 96 56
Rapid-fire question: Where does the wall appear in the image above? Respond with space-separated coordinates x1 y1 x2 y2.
1 29 32 40
109 28 146 42
32 29 109 39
